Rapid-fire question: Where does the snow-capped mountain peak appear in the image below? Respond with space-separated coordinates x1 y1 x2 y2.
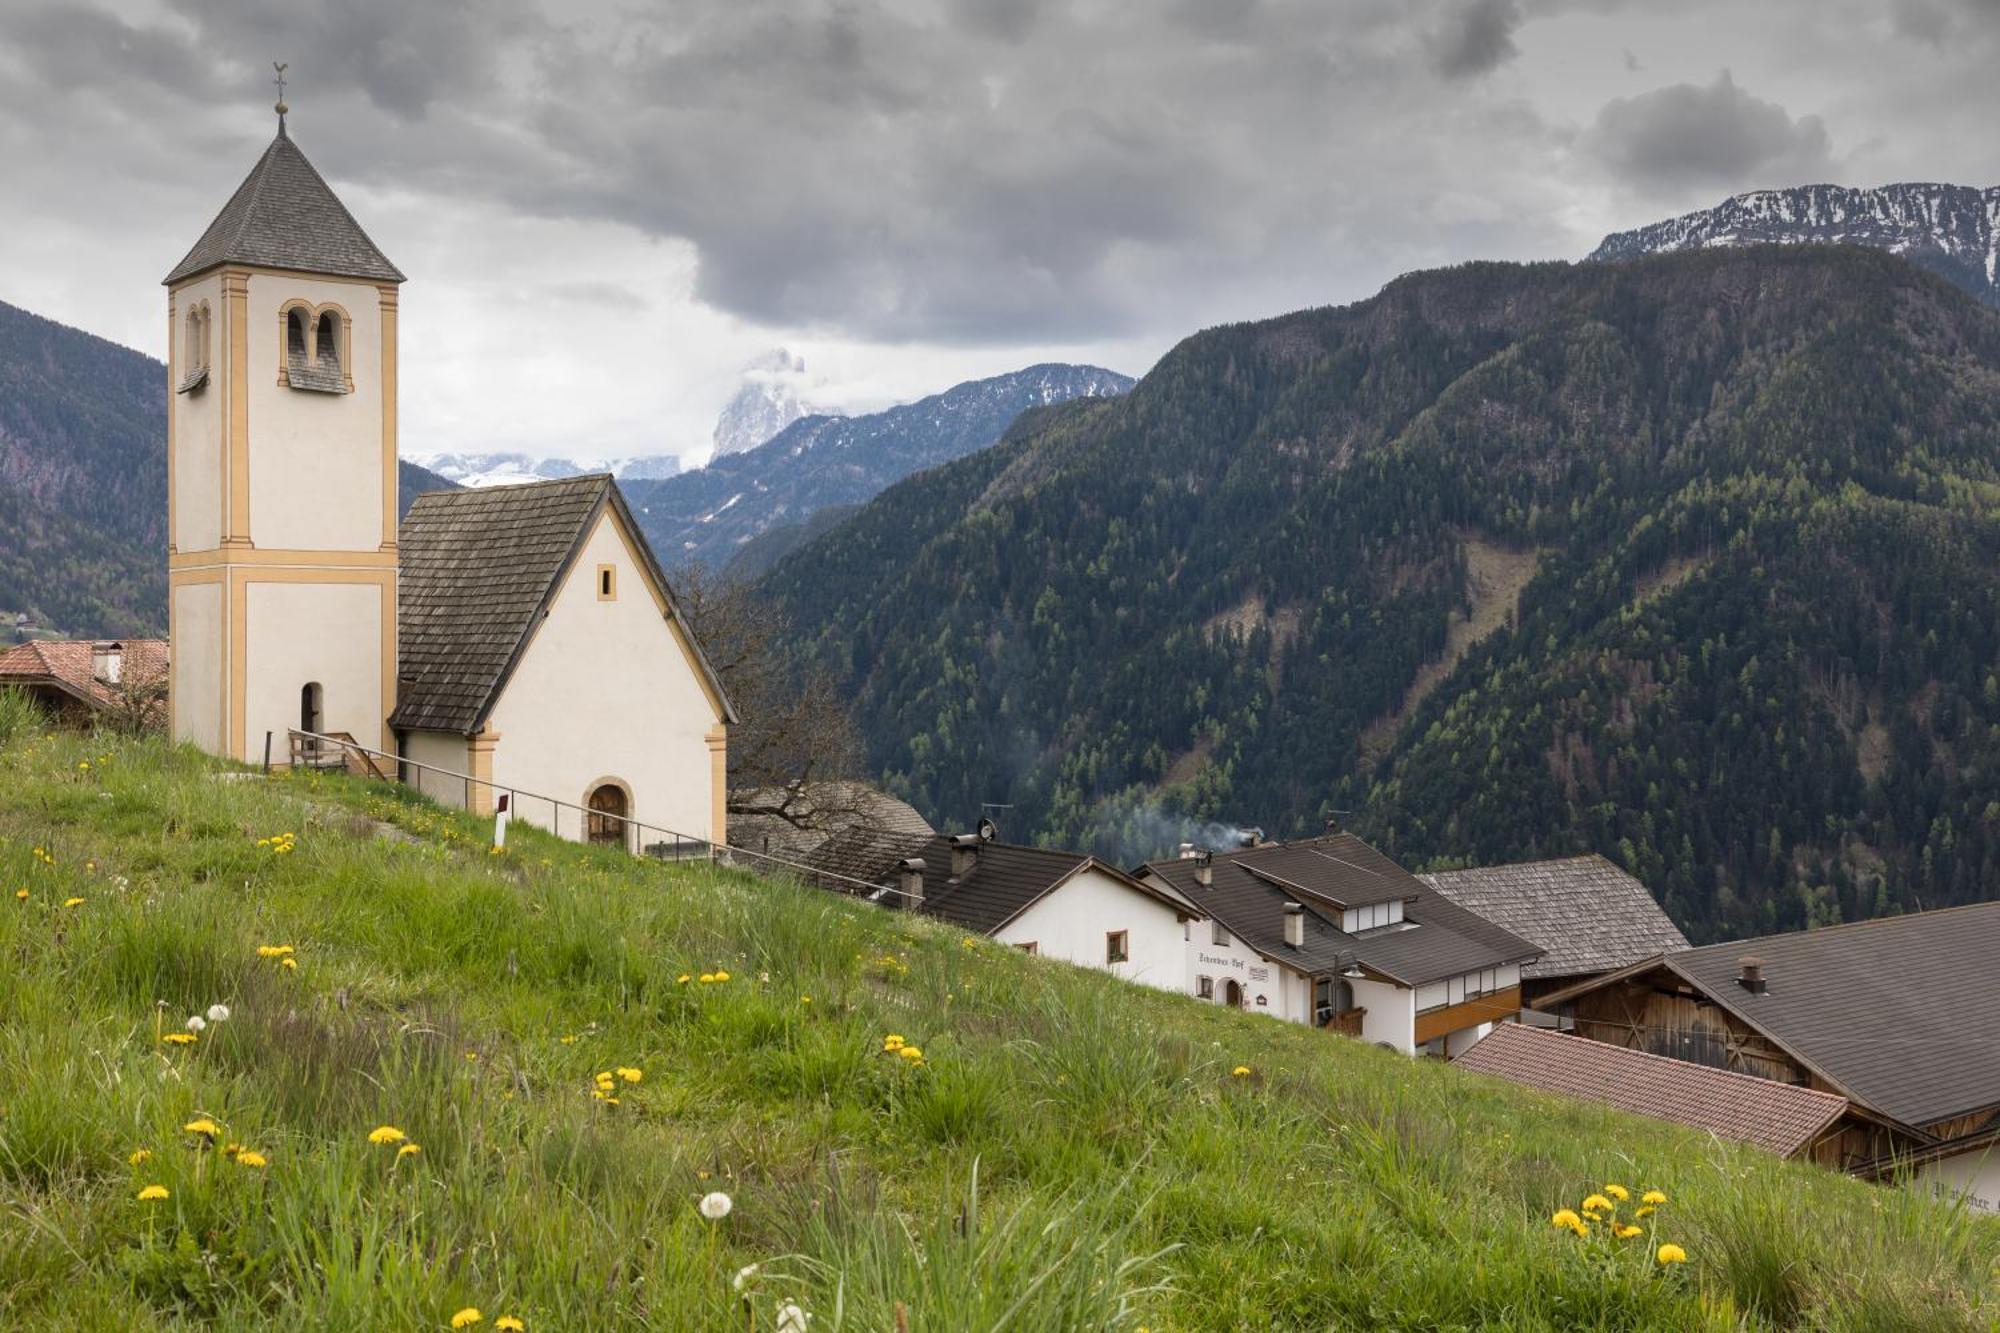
1589 183 2000 305
408 451 682 489
710 348 842 459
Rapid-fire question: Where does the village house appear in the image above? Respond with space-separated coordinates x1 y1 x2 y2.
728 781 936 876
869 824 1204 993
1454 1023 1849 1159
161 113 732 846
1418 854 1690 1016
1532 903 2000 1210
1137 832 1542 1055
0 639 169 727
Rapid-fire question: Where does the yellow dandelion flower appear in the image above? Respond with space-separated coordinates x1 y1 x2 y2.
1656 1243 1687 1265
183 1118 220 1139
496 1317 525 1332
560 1034 579 1044
1641 1189 1667 1205
1635 1205 1655 1218
1581 1194 1613 1213
1604 1183 1630 1201
1231 1065 1252 1077
1550 1209 1581 1230
882 1034 905 1051
1614 1224 1644 1239
698 973 717 984
617 1067 642 1083
451 1309 483 1329
676 974 691 984
397 1143 421 1159
367 1125 407 1145
280 957 298 970
13 888 25 901
237 1150 269 1169
897 1045 925 1062
800 995 811 1005
713 969 731 982
136 1184 169 1202
128 1148 152 1166
62 896 84 908
162 1031 197 1045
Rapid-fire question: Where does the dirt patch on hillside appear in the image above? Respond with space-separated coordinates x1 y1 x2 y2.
1358 537 1541 767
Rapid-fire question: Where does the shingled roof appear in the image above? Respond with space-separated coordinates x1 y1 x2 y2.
1140 834 1541 986
0 640 168 711
1419 855 1690 981
391 475 731 735
1537 901 2000 1131
881 835 1196 937
163 123 404 285
1455 1024 1848 1158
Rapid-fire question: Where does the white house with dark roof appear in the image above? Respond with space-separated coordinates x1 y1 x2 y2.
1138 833 1542 1055
164 109 734 847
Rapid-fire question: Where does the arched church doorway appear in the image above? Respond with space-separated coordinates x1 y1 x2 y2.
585 782 630 847
1224 978 1244 1009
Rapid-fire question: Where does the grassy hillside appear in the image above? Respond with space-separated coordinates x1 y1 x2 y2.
0 709 1993 1329
762 247 2000 942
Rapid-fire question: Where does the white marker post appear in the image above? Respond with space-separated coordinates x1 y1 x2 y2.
493 791 511 851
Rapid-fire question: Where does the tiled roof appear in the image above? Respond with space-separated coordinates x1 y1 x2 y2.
164 125 404 285
0 640 168 710
1419 855 1690 980
392 476 732 735
1140 834 1541 986
885 836 1195 936
1455 1023 1848 1158
1653 904 2000 1130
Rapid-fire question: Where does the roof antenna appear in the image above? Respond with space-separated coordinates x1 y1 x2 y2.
272 61 289 136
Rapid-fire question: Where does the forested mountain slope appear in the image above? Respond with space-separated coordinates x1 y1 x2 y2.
764 247 2000 942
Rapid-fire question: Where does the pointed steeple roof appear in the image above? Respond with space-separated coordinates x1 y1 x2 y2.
163 124 404 285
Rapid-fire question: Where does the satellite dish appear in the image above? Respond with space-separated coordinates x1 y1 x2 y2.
976 816 998 842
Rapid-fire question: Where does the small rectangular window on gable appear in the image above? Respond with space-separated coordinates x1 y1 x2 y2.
597 564 617 601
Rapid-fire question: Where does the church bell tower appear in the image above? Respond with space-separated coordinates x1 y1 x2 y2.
163 91 403 762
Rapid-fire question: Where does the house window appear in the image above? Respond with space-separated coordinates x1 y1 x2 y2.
286 307 307 363
178 302 211 394
1196 975 1214 1000
1211 920 1229 946
1105 930 1129 964
597 564 617 600
315 311 341 375
1016 941 1038 955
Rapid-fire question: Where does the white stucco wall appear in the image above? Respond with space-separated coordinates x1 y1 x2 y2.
989 867 1190 992
1182 918 1272 1012
485 510 722 845
1353 977 1417 1054
1918 1145 2000 1213
171 581 223 751
401 729 474 808
244 580 384 760
246 273 384 552
169 273 224 552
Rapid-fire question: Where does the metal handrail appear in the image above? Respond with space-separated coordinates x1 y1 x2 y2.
276 728 911 901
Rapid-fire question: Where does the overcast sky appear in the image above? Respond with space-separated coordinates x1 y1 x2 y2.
3 0 1997 464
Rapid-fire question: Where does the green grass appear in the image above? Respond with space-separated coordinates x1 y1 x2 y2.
0 713 1993 1330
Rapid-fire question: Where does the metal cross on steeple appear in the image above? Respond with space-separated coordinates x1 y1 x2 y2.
273 61 289 133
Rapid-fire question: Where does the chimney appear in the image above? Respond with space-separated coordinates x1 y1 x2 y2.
1239 827 1265 849
1178 842 1197 860
1283 901 1305 948
1194 848 1213 888
897 858 926 910
949 833 980 879
1323 816 1340 838
92 641 123 685
1737 956 1768 995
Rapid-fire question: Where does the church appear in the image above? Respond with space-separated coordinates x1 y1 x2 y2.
162 107 733 849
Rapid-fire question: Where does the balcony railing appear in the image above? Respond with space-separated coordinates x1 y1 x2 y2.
1321 1007 1367 1037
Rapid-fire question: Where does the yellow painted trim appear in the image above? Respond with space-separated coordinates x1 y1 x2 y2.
601 504 730 723
379 284 399 551
176 260 402 287
166 290 177 559
705 724 728 845
170 547 399 571
223 269 251 545
467 727 500 818
596 563 617 601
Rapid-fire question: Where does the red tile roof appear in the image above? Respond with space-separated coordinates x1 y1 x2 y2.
0 640 168 710
1454 1023 1848 1158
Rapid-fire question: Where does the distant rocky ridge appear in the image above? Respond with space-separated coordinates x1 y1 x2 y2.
711 348 839 459
623 362 1134 570
408 451 680 488
1591 182 2000 307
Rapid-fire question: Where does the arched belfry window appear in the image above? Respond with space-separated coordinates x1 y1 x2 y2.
283 303 349 395
177 301 210 395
